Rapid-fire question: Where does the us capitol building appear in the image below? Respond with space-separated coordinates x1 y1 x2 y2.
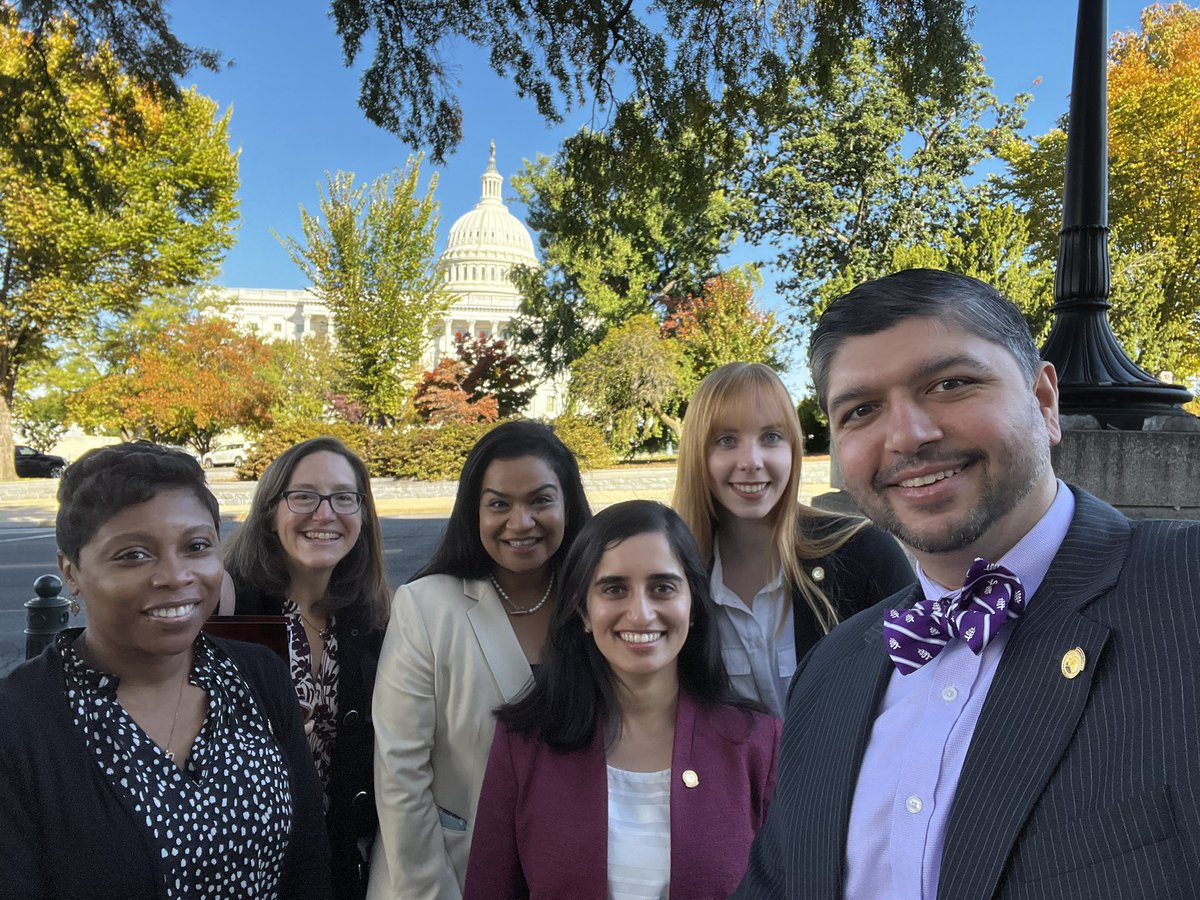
215 144 565 418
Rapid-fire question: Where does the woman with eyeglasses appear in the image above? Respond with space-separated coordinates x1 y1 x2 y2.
225 437 391 899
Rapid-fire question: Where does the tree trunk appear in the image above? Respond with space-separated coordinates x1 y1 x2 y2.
0 392 18 481
655 407 683 441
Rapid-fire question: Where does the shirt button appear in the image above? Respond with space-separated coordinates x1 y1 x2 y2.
906 795 923 814
942 686 959 702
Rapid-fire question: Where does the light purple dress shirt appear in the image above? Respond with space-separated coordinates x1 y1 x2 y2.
843 481 1075 899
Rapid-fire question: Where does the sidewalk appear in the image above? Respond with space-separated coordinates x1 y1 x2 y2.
0 458 835 526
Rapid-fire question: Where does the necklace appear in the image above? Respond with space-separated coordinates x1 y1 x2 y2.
491 573 554 616
294 605 331 641
163 663 189 762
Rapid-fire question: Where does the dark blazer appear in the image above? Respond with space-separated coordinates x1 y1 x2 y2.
0 632 332 899
465 692 781 899
792 515 915 659
233 583 384 899
735 487 1200 899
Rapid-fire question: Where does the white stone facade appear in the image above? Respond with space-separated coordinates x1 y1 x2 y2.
218 144 566 418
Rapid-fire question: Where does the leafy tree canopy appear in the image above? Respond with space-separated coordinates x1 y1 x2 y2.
450 332 536 418
661 268 785 379
5 1 221 205
278 159 453 426
568 313 691 452
329 0 975 164
740 37 1028 334
510 105 747 371
412 358 500 425
0 9 239 477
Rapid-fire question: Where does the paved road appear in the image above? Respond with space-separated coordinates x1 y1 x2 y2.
0 517 446 677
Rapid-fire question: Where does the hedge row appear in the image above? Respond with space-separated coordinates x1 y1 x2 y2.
237 415 614 482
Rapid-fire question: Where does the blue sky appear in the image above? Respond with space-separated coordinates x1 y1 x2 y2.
172 1 1152 292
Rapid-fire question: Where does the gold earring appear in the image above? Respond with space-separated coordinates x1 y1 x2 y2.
69 593 81 617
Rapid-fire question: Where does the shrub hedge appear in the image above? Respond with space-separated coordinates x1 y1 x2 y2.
235 415 612 482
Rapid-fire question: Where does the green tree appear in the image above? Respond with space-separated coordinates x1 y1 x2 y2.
0 10 239 478
740 39 1027 334
1003 3 1200 380
660 268 785 379
329 0 975 163
510 106 747 371
5 1 220 208
68 318 275 453
278 161 453 426
265 334 349 426
568 314 692 452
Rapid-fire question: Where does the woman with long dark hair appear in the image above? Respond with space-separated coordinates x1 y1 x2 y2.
224 436 390 898
368 420 592 899
464 500 780 899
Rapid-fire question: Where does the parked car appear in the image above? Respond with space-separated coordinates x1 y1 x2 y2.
201 442 247 469
15 445 67 478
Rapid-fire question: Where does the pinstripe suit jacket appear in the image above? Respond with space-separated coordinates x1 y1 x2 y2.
735 487 1200 900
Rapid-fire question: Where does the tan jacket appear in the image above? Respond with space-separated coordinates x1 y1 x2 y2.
367 575 531 900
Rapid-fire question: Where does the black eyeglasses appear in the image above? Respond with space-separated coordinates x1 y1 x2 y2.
279 490 365 515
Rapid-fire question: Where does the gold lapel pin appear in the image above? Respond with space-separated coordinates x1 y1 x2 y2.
682 769 699 789
1061 647 1086 679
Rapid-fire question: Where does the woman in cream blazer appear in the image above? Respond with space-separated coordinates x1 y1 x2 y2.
368 422 591 899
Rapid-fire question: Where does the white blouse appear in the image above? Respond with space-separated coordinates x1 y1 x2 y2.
606 765 672 899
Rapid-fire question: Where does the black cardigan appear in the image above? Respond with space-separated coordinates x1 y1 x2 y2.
0 632 332 900
233 581 384 900
792 515 917 659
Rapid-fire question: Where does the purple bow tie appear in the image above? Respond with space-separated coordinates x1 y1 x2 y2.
884 558 1026 675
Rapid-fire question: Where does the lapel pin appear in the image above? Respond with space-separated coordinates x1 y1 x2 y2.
1060 647 1086 679
682 769 699 788
811 566 825 582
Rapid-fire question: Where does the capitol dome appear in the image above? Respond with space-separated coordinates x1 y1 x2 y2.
439 142 538 298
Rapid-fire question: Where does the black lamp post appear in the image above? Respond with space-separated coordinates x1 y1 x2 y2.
1040 0 1194 428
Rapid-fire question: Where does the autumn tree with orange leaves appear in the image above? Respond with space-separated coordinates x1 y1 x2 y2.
1005 2 1200 382
69 319 276 453
660 269 785 379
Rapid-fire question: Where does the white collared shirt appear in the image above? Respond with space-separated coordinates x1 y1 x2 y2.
710 542 794 717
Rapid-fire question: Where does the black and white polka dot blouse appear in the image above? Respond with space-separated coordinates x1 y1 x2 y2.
60 631 295 898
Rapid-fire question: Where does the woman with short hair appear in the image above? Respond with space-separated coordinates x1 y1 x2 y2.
0 442 330 898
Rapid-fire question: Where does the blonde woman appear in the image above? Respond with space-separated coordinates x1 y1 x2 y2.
673 363 915 715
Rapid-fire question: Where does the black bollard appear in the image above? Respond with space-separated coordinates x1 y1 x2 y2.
25 574 70 659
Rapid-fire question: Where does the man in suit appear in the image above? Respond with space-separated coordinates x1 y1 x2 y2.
735 268 1200 899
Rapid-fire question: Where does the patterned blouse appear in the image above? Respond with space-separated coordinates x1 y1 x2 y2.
282 599 339 798
60 631 293 898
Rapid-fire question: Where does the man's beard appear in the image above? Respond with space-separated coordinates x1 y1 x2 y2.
848 421 1051 556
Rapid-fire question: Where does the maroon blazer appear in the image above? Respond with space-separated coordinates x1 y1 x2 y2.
464 692 781 899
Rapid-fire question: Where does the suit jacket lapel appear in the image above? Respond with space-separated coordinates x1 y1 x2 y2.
937 490 1128 900
463 578 532 701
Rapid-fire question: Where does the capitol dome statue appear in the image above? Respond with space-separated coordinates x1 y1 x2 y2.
431 141 540 361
